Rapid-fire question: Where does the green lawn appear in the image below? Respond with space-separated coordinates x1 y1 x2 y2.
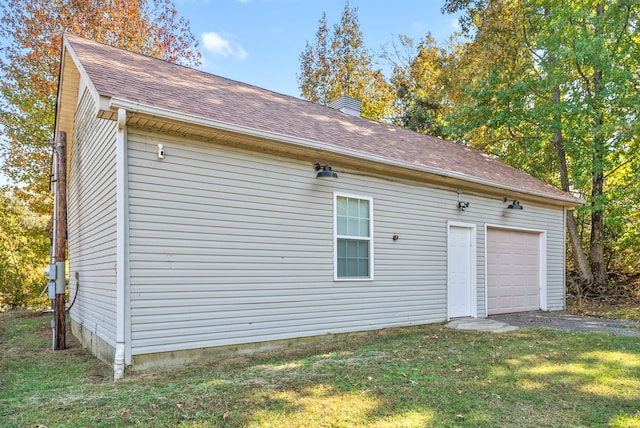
1 311 639 427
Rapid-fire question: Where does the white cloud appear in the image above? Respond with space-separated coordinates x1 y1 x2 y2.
412 21 424 33
201 32 248 60
451 18 461 30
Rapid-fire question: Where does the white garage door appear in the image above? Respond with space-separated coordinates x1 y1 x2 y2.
487 228 540 315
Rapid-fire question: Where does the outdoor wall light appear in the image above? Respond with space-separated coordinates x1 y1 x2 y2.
507 200 523 209
457 201 470 211
314 163 338 180
456 190 469 211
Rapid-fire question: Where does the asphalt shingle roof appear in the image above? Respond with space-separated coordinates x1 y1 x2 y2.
63 34 577 203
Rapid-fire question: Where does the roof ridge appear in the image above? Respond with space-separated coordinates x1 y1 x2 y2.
62 34 580 205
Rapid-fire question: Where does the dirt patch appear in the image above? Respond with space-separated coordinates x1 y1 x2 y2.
0 309 50 321
567 296 640 321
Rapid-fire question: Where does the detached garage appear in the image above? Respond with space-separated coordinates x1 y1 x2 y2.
487 228 544 315
54 35 582 378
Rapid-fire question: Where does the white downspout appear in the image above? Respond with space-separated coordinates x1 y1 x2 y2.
114 108 128 380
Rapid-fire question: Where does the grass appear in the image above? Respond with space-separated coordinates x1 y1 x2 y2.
2 311 640 427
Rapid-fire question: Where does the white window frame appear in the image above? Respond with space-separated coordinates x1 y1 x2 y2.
333 192 374 281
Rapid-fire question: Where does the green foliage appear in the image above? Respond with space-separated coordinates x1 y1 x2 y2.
0 0 201 309
0 0 201 215
441 0 640 291
298 1 394 121
0 191 50 309
383 34 453 138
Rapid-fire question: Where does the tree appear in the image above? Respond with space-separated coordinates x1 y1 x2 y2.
0 189 49 309
0 0 201 214
383 34 454 138
298 1 394 121
442 0 640 293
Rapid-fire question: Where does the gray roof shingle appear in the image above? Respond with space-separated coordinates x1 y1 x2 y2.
63 34 578 203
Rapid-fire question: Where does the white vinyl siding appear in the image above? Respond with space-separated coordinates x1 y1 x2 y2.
335 194 373 280
67 85 118 347
125 128 566 357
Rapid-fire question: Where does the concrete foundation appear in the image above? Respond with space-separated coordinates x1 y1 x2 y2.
130 325 432 373
71 318 115 366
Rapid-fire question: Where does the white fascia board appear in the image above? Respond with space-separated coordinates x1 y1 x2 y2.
108 97 583 206
62 36 103 118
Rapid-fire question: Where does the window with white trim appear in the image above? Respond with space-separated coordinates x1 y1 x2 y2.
334 194 373 280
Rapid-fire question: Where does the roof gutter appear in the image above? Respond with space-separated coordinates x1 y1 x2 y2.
109 97 583 207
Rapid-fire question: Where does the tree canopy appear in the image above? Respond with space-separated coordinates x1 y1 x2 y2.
441 0 640 292
0 189 49 309
298 2 394 121
298 0 640 295
0 0 201 307
0 0 201 214
383 34 453 138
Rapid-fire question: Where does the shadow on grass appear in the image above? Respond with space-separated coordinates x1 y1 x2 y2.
2 313 640 427
226 329 640 427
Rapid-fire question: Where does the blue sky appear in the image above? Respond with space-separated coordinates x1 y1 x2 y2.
1 0 460 187
177 0 461 97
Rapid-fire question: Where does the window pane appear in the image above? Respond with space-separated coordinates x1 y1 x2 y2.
337 196 347 216
348 218 358 236
337 239 346 259
348 197 359 217
337 217 348 235
337 258 347 277
346 258 358 276
357 259 369 277
358 241 368 258
359 199 369 219
346 240 358 257
337 238 369 278
359 219 369 237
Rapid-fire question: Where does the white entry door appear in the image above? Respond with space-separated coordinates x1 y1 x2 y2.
448 224 476 318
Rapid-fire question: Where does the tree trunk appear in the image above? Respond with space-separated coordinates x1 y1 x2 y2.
588 2 608 291
589 114 608 290
551 86 593 288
